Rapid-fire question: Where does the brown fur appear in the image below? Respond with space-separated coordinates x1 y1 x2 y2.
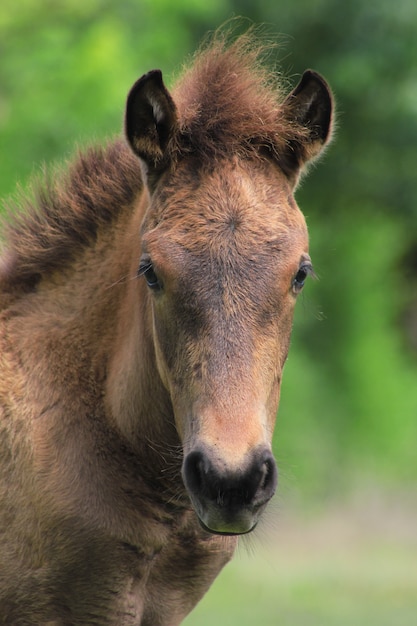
0 32 333 625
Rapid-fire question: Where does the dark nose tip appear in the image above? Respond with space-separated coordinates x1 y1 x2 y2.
182 447 277 534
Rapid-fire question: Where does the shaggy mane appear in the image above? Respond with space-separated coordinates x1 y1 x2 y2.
0 141 141 293
0 31 307 295
173 31 308 163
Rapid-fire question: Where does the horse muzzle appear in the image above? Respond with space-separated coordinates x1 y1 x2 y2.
182 445 277 535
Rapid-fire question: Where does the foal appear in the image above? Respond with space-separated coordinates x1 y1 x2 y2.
0 34 333 625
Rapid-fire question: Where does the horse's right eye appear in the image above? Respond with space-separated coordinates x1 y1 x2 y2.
139 260 162 291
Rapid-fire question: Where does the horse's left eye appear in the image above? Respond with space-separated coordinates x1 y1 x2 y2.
292 263 313 294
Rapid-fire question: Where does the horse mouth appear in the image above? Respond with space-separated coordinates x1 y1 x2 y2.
197 515 258 536
190 497 266 536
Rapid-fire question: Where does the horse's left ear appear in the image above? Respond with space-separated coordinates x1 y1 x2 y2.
283 70 334 179
125 70 178 183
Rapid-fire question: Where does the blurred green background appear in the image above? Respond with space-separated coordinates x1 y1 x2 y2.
1 0 416 623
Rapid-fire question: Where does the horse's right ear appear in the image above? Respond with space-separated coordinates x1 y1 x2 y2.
125 70 178 183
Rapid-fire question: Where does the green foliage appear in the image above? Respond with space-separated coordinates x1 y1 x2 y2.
1 0 416 493
0 0 232 196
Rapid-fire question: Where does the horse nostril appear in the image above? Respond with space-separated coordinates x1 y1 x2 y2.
260 462 269 490
253 452 277 505
260 458 274 490
183 450 210 496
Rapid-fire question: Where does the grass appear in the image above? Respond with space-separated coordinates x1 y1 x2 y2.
184 493 417 625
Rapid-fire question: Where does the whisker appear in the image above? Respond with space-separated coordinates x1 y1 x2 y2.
105 272 138 290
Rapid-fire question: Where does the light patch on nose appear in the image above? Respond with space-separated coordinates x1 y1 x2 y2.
195 404 270 471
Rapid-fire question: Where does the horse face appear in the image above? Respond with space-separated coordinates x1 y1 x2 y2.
125 65 332 535
139 159 310 534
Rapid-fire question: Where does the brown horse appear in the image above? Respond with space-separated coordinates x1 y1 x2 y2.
0 33 333 625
